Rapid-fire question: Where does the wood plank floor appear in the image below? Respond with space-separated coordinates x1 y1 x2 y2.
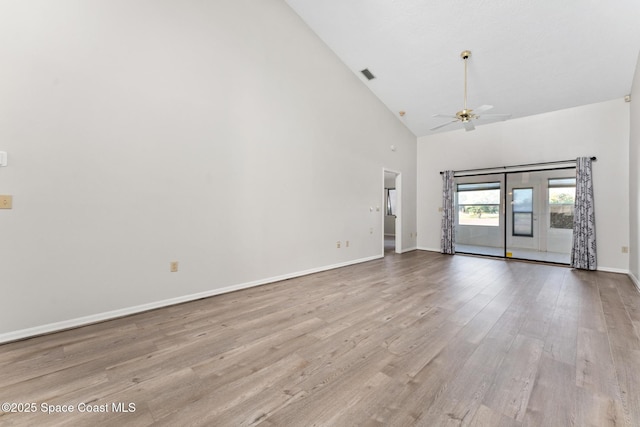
1 251 639 426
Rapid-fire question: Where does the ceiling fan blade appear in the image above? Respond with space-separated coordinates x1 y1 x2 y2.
462 120 475 132
476 113 511 120
430 120 459 131
432 113 457 119
473 105 493 114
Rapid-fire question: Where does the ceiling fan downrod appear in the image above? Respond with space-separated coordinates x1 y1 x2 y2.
461 50 471 115
430 49 509 132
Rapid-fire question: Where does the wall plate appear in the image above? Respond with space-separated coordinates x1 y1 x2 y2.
0 195 12 209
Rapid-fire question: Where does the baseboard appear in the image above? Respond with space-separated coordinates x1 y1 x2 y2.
0 254 383 344
628 271 640 293
417 246 441 253
399 246 417 253
596 266 630 274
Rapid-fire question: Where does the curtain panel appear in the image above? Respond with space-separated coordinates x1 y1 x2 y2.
570 157 597 270
441 170 455 255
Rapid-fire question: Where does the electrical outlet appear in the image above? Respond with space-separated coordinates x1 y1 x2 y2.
622 246 629 254
170 261 179 272
0 195 12 209
336 241 341 249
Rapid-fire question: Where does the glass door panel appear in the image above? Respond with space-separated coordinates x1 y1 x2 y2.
506 169 575 264
454 174 505 257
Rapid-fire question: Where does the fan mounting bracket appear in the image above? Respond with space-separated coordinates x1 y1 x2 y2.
460 50 471 60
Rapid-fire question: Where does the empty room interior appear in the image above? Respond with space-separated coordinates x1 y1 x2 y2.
1 0 640 425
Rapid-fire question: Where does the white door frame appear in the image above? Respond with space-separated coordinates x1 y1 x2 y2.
382 168 402 255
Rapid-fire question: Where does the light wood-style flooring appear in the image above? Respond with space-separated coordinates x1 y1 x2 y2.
1 251 640 426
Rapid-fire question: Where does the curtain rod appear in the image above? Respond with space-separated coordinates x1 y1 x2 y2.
439 157 597 175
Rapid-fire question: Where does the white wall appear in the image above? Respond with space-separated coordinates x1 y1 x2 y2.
384 215 396 236
0 0 417 340
630 52 640 286
417 99 630 272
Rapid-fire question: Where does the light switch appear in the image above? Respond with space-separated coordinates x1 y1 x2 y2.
0 195 12 209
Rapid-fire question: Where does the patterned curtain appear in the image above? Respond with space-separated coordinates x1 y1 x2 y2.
441 170 455 255
571 157 597 270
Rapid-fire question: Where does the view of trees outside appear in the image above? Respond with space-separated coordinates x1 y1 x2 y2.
549 188 575 204
458 188 500 226
549 186 575 229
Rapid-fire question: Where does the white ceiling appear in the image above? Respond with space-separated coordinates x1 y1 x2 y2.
284 0 640 137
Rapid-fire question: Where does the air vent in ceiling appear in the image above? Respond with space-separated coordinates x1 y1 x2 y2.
360 68 375 80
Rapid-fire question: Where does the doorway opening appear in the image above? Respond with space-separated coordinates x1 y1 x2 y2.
383 169 402 255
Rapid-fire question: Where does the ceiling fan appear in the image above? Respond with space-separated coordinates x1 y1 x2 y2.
431 50 511 132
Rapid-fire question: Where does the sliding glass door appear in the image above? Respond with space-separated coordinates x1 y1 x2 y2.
454 174 505 257
454 168 575 265
505 169 575 264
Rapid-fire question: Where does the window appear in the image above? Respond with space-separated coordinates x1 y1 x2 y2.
457 182 500 226
549 178 576 229
512 188 533 236
386 188 397 216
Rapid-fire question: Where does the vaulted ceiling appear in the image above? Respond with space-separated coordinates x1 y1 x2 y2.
284 0 640 136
